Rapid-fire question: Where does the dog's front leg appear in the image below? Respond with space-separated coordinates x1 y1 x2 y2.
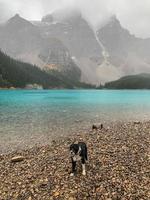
81 158 86 175
70 159 76 176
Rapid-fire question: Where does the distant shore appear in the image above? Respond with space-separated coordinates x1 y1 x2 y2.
0 121 149 199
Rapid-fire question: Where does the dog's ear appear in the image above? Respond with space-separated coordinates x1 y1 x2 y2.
70 144 79 154
70 144 74 151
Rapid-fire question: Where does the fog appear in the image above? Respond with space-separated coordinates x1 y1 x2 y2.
0 0 150 38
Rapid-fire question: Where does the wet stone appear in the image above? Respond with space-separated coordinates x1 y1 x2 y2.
11 156 25 162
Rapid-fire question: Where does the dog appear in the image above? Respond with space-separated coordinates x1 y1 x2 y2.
69 142 88 176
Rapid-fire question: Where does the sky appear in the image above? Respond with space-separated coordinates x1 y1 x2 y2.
0 0 150 38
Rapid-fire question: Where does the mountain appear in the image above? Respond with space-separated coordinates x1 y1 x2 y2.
104 73 150 89
41 11 102 57
0 14 41 57
38 13 150 84
97 16 150 78
38 11 103 83
0 50 91 89
0 14 81 82
1 13 150 85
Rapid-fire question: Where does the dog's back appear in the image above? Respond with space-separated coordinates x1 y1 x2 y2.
78 142 88 161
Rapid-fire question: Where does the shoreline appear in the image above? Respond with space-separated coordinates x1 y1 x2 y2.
0 121 149 199
0 120 148 155
0 86 96 90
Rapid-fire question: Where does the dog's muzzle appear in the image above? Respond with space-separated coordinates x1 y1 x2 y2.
70 150 75 157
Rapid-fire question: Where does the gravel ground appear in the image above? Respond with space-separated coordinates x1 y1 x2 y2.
0 121 150 200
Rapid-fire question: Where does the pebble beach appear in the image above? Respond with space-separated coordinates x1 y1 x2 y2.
0 121 149 199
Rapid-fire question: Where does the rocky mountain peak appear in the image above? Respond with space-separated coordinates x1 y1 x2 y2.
6 14 34 29
97 15 132 52
48 9 83 24
108 15 121 26
8 14 23 23
13 13 20 19
41 14 53 23
101 15 125 33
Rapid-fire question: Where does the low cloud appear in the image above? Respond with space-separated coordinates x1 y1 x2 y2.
0 0 150 38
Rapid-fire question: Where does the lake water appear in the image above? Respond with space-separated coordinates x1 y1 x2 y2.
0 89 150 152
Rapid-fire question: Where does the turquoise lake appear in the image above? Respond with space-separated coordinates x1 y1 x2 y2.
0 89 150 152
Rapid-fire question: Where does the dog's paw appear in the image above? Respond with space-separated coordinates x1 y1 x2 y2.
70 173 74 177
82 170 86 176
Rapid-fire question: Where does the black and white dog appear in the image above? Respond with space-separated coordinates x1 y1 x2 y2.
69 142 88 176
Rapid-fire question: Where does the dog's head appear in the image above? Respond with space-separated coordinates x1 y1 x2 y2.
70 143 82 162
69 144 79 157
